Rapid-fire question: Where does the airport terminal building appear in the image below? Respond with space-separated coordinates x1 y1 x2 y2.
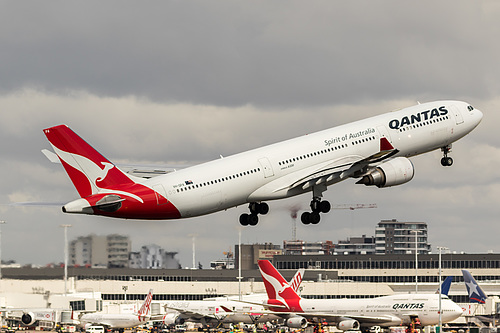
2 252 500 306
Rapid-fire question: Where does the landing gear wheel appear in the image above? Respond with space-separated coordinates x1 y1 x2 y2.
239 213 259 226
301 211 321 225
441 157 453 166
319 200 331 213
258 202 269 215
310 212 321 224
301 212 311 225
248 213 259 226
239 213 250 226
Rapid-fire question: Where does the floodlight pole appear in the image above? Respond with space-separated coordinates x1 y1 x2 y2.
0 221 5 280
60 224 72 296
237 229 242 301
437 246 448 333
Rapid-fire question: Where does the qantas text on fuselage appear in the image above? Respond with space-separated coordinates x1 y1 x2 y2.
43 100 482 225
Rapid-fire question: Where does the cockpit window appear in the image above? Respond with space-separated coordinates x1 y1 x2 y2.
468 105 474 111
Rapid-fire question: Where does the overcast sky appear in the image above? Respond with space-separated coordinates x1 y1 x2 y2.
0 1 498 268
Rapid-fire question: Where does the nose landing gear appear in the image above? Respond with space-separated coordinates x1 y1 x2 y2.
441 145 453 166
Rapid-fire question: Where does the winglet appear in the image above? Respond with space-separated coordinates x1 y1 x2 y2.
462 270 487 304
380 137 394 151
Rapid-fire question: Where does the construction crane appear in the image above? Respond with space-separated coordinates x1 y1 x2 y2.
289 203 377 241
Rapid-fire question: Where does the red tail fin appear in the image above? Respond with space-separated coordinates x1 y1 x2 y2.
138 289 154 317
43 125 135 198
289 268 305 292
258 260 301 302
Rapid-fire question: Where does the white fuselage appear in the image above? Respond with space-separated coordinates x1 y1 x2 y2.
143 100 482 218
297 293 462 326
79 313 147 329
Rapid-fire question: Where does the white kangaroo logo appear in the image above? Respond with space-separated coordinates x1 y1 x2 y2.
260 268 289 301
51 145 144 203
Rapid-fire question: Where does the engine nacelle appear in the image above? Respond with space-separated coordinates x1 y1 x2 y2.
285 316 308 328
21 312 37 326
337 319 360 331
356 157 414 188
162 313 184 325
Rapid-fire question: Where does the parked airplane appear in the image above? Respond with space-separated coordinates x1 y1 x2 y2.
163 268 304 326
256 260 463 329
78 289 153 332
43 100 482 225
462 270 488 304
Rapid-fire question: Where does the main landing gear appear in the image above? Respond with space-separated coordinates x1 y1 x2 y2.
441 145 453 166
300 184 330 225
301 198 331 224
239 202 269 226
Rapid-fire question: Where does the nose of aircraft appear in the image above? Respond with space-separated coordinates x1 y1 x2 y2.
473 107 484 126
446 301 464 321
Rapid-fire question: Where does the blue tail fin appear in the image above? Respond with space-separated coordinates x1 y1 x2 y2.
436 276 453 296
462 270 487 303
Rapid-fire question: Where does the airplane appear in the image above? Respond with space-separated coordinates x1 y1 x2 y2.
255 260 463 330
462 270 488 304
162 268 304 326
43 100 482 225
78 289 153 332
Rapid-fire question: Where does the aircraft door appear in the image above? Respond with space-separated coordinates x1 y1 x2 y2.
258 157 275 178
450 105 464 125
377 125 392 142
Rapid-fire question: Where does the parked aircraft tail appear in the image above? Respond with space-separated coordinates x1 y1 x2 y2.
137 289 154 318
290 268 305 293
436 276 453 296
258 260 303 312
462 270 487 304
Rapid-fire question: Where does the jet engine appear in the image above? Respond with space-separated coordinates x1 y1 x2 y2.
337 319 360 331
21 312 37 326
162 313 185 325
356 157 414 188
285 316 308 328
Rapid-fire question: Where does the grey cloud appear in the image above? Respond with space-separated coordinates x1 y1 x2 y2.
0 1 498 267
1 2 499 107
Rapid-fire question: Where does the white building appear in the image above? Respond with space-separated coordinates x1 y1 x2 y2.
128 244 180 269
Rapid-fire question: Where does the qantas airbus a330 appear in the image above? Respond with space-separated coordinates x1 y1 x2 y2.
43 100 482 225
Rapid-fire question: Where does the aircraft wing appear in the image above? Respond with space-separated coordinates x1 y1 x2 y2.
42 149 191 179
222 307 396 325
298 312 396 324
250 138 397 199
164 305 225 321
290 137 398 191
